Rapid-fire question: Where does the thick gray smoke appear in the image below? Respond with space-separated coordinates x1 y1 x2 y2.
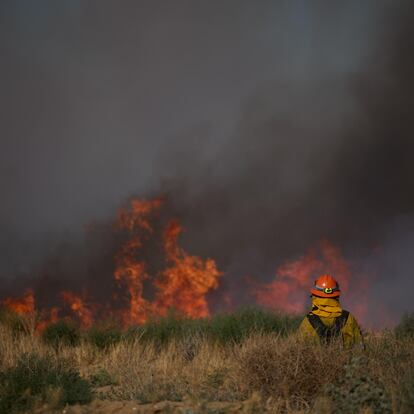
1 1 413 327
158 1 414 323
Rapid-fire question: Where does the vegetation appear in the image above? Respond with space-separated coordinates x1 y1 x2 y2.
0 310 413 413
42 320 81 349
205 307 301 343
395 311 414 339
0 353 91 413
85 323 123 350
0 309 34 337
127 307 301 346
400 369 414 414
326 356 391 413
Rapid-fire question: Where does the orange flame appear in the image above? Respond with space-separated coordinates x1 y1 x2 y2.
1 198 223 328
36 307 59 332
0 198 378 330
113 200 222 323
61 291 93 328
114 253 152 325
117 198 163 232
154 220 222 318
113 199 162 324
2 289 35 315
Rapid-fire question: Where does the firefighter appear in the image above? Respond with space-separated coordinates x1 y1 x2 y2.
299 274 364 348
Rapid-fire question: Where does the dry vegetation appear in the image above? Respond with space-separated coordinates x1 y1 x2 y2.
0 310 413 413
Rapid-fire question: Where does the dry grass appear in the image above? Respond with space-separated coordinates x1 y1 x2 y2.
236 333 348 405
1 319 414 413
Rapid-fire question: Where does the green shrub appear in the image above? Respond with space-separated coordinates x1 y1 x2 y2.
42 320 80 349
86 325 122 349
395 312 414 339
327 356 392 414
0 353 92 413
89 368 115 387
207 307 301 344
126 308 301 346
126 311 203 347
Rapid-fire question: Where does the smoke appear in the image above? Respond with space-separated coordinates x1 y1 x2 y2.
153 0 414 323
1 1 413 326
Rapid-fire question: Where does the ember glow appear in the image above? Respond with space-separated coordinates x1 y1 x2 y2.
0 199 373 329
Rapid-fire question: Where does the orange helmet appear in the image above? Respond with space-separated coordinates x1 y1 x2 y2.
310 274 341 298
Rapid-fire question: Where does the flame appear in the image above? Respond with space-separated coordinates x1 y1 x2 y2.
2 289 35 315
114 257 152 325
36 307 59 332
113 201 222 323
154 220 222 318
0 198 379 330
61 291 93 328
113 199 161 324
117 198 163 232
1 197 223 329
255 240 352 314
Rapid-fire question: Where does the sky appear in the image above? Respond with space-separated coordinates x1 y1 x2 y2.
1 1 413 326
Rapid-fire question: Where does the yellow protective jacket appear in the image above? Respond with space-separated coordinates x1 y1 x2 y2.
298 297 364 349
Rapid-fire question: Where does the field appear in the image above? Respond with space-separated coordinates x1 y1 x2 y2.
0 309 413 414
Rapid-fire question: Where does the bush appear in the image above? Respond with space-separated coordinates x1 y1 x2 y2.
0 353 92 413
395 312 414 339
236 334 347 406
89 368 115 387
126 311 204 347
207 307 300 344
42 320 80 349
86 325 123 349
327 356 392 414
126 308 301 346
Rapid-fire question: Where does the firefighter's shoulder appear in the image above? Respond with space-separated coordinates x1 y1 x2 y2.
298 313 319 338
